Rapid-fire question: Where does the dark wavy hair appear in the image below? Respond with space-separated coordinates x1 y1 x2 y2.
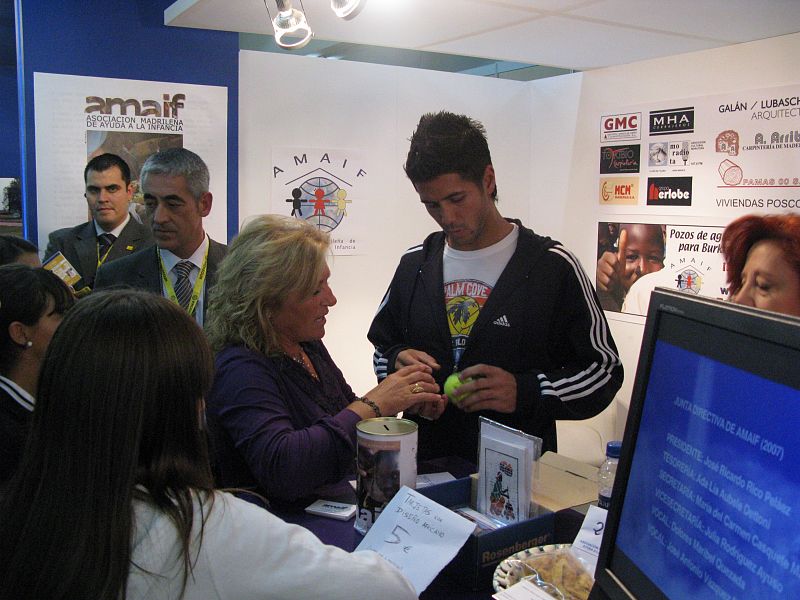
721 213 800 297
0 235 38 266
0 290 215 600
404 110 497 199
0 264 75 374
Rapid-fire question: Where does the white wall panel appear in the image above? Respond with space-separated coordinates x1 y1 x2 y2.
238 32 800 433
239 51 531 394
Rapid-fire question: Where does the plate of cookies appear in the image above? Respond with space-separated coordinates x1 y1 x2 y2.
492 543 594 600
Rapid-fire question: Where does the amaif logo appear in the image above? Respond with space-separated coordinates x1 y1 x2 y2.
273 150 366 233
649 107 694 136
85 93 185 117
675 267 702 294
647 177 692 206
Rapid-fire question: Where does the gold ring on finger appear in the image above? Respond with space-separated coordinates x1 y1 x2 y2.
411 383 424 394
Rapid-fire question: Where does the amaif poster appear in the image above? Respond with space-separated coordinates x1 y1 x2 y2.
33 73 228 246
597 83 800 317
271 147 368 256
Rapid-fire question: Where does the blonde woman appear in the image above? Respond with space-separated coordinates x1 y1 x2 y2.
205 215 446 507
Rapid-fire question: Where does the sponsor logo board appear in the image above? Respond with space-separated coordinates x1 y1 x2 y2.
601 112 641 142
647 177 692 206
649 107 694 136
600 177 639 205
600 144 640 174
668 141 690 167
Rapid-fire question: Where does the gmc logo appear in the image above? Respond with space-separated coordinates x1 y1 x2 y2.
604 115 637 132
601 112 641 142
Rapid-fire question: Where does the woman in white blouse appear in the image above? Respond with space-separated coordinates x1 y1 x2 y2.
0 289 416 600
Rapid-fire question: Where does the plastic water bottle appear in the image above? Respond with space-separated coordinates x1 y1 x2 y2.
598 441 622 510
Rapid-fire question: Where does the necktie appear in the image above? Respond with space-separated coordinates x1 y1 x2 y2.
97 233 116 259
173 261 194 311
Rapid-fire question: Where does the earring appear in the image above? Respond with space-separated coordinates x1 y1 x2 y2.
25 341 32 348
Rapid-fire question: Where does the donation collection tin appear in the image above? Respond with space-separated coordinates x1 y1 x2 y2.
354 417 418 534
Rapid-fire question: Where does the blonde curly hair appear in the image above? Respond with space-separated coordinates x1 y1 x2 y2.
205 214 329 356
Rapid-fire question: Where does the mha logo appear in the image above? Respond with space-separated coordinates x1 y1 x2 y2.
649 107 694 136
273 150 366 234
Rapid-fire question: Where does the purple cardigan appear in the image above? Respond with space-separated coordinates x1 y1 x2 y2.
206 341 362 506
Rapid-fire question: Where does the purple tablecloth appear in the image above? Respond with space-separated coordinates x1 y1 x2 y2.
273 457 586 599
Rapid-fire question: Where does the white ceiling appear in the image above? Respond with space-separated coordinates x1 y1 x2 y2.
165 0 800 71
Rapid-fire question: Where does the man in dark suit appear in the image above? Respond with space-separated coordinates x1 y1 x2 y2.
94 148 227 325
44 153 154 291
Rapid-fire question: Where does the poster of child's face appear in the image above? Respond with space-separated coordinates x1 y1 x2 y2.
596 221 727 316
596 222 667 312
357 446 401 506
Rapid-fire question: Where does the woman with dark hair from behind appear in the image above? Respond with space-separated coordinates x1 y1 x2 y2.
0 264 74 484
722 213 800 317
0 290 416 600
0 235 40 267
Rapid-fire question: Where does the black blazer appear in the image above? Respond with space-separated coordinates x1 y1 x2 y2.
94 238 228 318
44 218 154 289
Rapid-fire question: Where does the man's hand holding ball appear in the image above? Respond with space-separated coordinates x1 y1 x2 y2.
444 372 474 404
446 364 518 413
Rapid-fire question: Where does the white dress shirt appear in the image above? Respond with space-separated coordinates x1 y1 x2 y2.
158 235 209 326
93 213 130 237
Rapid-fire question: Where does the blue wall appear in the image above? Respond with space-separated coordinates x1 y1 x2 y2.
16 0 239 243
0 64 19 178
1 0 19 180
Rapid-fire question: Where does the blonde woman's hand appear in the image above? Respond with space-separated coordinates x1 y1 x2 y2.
366 364 446 418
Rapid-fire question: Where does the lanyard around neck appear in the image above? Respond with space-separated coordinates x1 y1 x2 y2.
158 245 209 317
96 240 114 268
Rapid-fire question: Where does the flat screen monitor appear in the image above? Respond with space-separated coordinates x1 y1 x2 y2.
591 288 800 600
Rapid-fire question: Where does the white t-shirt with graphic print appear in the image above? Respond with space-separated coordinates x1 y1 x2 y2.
443 224 519 367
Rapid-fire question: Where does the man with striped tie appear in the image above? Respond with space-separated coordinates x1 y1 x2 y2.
45 154 153 292
368 111 624 463
95 148 227 326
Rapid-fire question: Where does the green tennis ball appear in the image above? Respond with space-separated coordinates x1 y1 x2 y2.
444 372 473 404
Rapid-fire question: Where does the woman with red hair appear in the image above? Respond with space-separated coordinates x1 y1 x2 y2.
722 213 800 317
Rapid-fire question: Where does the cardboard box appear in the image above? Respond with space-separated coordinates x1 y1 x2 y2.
532 451 599 512
419 477 555 591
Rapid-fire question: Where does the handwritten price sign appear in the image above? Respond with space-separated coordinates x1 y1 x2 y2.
356 486 474 594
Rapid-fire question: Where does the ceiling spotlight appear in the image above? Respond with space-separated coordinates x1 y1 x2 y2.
270 0 313 50
331 0 366 20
